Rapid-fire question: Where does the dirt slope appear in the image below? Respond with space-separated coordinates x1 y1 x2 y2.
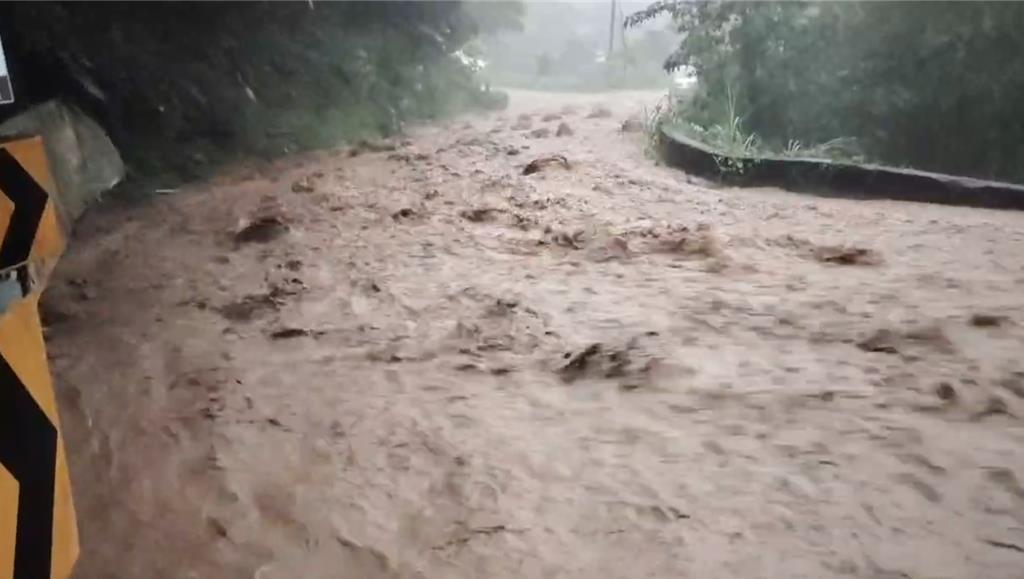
45 90 1024 579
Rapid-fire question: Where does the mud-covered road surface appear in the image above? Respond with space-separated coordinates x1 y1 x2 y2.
46 90 1024 578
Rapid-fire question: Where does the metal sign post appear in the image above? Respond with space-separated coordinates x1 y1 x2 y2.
0 30 79 579
0 34 13 104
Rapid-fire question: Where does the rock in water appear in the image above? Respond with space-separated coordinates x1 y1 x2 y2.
0 100 125 226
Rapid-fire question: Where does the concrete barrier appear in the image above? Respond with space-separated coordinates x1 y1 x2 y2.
658 125 1024 211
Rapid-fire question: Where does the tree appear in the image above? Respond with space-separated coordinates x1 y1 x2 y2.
629 1 1024 182
0 1 522 183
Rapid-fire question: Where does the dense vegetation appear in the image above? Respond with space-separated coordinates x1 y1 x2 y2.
0 1 520 185
629 1 1024 183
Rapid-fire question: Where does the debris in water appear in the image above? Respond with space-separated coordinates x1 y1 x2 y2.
586 106 613 119
392 207 418 221
556 122 574 137
291 176 316 193
559 343 602 382
813 245 882 265
557 335 663 387
523 155 570 176
219 293 280 322
234 216 289 244
541 113 561 122
69 277 97 301
983 539 1024 554
268 327 312 339
970 313 1007 327
857 324 955 355
545 228 586 249
460 207 504 223
935 382 957 401
653 224 724 260
207 516 229 539
857 329 901 354
529 127 551 139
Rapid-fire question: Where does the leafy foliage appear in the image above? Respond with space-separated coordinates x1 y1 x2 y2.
629 1 1024 183
0 2 519 185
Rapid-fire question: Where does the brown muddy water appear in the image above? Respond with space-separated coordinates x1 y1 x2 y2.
44 90 1024 579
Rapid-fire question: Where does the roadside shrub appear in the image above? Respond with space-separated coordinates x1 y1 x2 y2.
629 1 1024 182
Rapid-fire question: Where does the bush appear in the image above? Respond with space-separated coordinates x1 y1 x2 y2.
629 1 1024 183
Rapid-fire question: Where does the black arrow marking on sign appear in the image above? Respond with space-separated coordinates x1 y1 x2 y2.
0 350 57 579
0 148 48 271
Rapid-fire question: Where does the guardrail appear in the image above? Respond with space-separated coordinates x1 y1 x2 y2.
0 136 78 579
658 126 1024 211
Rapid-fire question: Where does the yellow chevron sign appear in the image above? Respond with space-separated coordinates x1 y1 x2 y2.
0 136 77 579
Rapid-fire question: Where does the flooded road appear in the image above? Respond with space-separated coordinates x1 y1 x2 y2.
47 90 1024 578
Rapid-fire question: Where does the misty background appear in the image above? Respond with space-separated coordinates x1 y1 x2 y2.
473 1 677 91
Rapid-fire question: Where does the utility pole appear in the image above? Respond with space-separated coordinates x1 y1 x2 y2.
607 0 617 57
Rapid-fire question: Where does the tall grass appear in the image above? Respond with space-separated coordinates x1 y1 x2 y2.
648 83 863 174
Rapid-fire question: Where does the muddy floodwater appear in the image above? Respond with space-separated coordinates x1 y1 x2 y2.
45 90 1024 579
